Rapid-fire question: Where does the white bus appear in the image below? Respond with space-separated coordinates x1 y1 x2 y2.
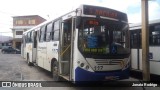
130 19 160 80
21 5 130 82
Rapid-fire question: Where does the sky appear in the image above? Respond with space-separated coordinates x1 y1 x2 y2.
0 0 160 36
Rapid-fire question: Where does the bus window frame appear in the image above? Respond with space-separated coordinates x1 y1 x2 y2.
27 31 32 43
46 22 53 42
149 25 160 46
39 25 47 42
130 29 141 49
53 20 60 41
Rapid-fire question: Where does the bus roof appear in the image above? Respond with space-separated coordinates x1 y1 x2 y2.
129 19 160 30
23 4 128 35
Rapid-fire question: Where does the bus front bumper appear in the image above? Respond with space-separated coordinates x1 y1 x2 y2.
75 67 130 81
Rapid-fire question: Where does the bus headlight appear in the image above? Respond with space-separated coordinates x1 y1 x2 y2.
80 63 84 67
77 61 80 64
85 65 89 70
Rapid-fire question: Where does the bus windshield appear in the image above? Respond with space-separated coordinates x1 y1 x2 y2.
77 17 130 59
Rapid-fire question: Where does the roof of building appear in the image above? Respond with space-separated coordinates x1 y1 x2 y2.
12 15 46 20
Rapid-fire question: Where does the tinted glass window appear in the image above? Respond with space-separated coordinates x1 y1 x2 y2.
130 30 141 49
46 22 53 41
53 20 60 41
149 25 160 46
40 26 46 42
27 32 32 43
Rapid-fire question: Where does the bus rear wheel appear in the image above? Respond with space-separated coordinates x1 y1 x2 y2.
2 50 5 54
52 61 59 81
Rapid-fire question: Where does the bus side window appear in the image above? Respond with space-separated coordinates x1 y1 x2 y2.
26 33 28 43
27 32 31 43
46 22 53 41
31 31 34 42
29 32 32 42
130 30 141 49
25 34 28 43
150 25 160 46
53 20 60 41
51 23 54 40
40 25 46 42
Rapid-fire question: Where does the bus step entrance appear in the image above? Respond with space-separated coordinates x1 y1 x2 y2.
60 60 70 76
59 75 69 81
60 61 69 63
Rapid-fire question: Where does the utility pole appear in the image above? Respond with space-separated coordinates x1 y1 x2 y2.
141 0 150 81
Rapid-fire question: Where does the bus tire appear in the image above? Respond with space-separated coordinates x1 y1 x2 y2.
27 54 32 66
2 50 5 54
52 61 59 81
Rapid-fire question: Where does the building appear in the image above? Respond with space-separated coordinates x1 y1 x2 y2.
0 35 13 49
0 40 12 47
11 15 46 49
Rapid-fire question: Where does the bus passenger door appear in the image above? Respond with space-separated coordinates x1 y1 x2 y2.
59 18 74 80
37 26 47 68
32 31 37 63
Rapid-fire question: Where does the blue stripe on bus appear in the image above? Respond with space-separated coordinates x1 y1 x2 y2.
75 67 129 81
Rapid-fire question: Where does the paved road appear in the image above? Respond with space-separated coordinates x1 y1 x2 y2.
0 51 52 81
0 50 159 90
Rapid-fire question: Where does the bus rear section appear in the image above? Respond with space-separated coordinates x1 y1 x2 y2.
130 20 160 80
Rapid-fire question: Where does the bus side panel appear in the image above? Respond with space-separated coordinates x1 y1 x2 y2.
22 45 27 59
150 61 160 75
21 44 24 57
131 49 138 69
131 49 142 70
26 43 33 62
149 47 160 75
32 48 36 62
44 41 52 71
37 43 46 68
134 47 160 75
139 49 142 70
150 47 160 60
45 41 59 71
29 44 33 63
37 49 43 67
24 46 27 59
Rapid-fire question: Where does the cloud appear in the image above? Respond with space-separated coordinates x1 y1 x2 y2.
149 1 160 20
128 1 160 23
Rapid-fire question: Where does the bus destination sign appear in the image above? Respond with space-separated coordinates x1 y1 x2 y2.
83 5 127 21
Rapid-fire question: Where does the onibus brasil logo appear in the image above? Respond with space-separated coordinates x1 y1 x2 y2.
1 82 42 87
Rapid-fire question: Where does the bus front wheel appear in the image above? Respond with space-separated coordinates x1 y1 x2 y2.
52 61 59 81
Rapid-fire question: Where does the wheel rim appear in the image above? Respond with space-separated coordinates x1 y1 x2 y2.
52 65 59 81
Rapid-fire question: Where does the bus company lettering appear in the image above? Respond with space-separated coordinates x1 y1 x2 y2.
38 46 47 49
